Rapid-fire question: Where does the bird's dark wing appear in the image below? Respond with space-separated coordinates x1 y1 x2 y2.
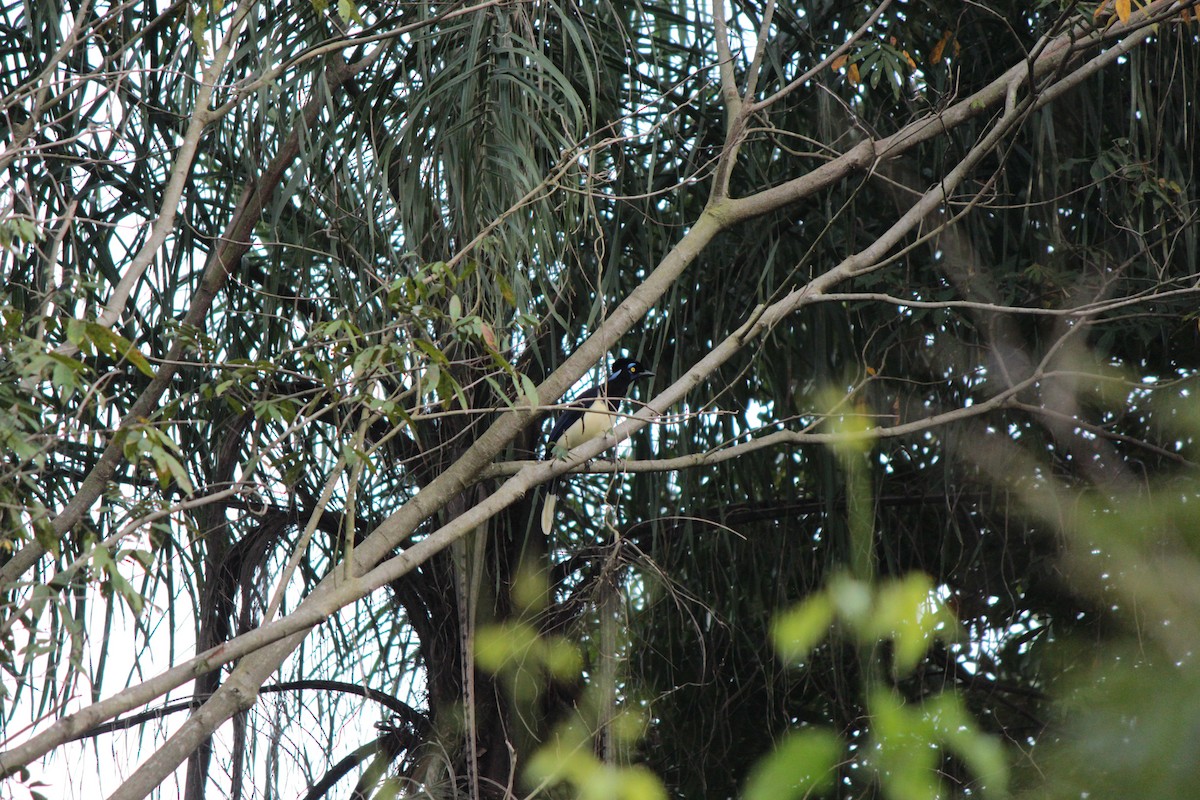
545 384 605 450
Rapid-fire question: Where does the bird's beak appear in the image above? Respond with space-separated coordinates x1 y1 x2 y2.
637 370 655 380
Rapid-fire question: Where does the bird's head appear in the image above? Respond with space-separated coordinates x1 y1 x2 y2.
610 357 654 383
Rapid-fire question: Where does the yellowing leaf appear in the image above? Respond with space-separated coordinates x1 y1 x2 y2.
930 30 951 64
496 273 516 306
1115 0 1131 22
190 7 209 55
847 62 860 85
830 54 848 72
1094 0 1111 19
337 0 364 24
479 322 497 351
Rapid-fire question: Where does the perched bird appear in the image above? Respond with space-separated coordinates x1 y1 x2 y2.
540 356 655 534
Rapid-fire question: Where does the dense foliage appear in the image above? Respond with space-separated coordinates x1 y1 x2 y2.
1 0 1198 798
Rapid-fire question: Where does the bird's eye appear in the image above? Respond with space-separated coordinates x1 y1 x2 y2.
629 365 637 372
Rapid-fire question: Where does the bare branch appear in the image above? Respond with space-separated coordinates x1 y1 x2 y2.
87 0 258 337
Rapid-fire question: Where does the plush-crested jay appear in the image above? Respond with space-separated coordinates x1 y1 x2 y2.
540 357 654 534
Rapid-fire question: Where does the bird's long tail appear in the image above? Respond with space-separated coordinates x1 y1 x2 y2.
540 475 559 534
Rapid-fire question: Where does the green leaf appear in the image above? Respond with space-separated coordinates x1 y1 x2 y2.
772 593 834 663
414 338 448 364
66 318 86 348
527 723 667 800
926 694 1009 796
422 363 440 400
86 323 155 377
14 218 43 243
49 354 87 395
107 569 145 616
485 376 519 410
743 729 842 800
32 514 59 558
541 638 583 681
28 583 53 622
448 372 470 412
526 722 592 785
91 543 146 616
519 373 539 408
601 764 668 800
153 449 195 494
869 689 939 800
828 573 872 626
866 574 955 674
475 622 539 672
